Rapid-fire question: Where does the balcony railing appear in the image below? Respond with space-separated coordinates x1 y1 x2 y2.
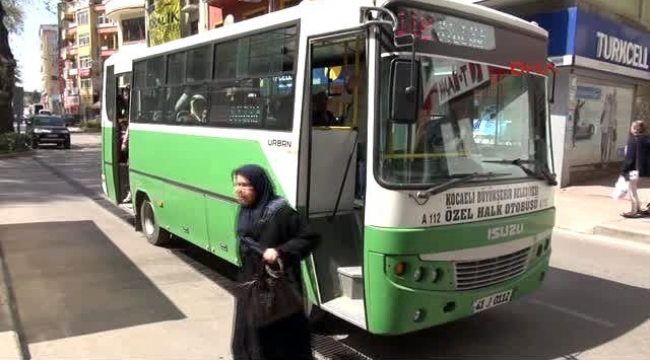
62 30 75 41
100 47 117 57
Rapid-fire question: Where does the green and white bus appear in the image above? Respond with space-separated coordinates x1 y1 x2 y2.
101 0 557 335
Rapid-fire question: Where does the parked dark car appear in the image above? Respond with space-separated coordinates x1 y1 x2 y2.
27 115 71 149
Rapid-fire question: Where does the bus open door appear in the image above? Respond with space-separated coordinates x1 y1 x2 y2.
101 64 131 205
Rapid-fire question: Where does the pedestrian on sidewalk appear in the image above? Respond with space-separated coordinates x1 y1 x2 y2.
621 120 650 218
231 164 320 360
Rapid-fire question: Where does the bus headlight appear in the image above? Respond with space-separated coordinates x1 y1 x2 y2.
413 309 425 322
413 267 423 281
431 268 443 283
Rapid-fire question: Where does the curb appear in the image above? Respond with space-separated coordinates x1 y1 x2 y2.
0 150 34 160
593 224 650 246
0 332 23 360
554 225 650 247
0 244 24 360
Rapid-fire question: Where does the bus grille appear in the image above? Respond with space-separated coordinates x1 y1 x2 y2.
454 247 531 290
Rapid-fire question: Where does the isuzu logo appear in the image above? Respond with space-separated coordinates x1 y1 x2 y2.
487 223 524 240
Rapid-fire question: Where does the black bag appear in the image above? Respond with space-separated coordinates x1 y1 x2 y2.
239 258 304 328
237 198 304 328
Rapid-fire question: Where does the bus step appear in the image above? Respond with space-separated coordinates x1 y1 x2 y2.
118 203 134 215
337 266 363 300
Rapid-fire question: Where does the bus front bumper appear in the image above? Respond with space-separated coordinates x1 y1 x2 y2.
364 250 551 335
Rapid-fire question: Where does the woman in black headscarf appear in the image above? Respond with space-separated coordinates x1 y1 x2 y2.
231 164 320 360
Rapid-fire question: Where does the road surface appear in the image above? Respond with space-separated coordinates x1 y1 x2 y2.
0 134 648 360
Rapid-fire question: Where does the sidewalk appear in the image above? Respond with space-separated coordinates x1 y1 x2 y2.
0 156 233 359
555 175 650 244
0 250 23 360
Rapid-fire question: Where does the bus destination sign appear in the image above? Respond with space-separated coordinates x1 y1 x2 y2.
395 7 496 51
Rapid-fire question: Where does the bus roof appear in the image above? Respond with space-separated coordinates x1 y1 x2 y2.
104 43 147 74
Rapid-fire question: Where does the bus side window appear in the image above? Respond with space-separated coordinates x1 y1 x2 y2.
267 94 293 130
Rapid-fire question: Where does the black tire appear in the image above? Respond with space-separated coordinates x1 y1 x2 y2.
32 142 38 149
140 199 171 246
64 140 71 149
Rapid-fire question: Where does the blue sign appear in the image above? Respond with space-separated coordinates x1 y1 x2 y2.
525 8 577 58
576 86 601 100
574 10 650 71
525 7 650 76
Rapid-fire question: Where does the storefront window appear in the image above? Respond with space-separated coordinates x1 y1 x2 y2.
569 80 634 165
122 17 145 43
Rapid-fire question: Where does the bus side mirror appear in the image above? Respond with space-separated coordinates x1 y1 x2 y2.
389 58 420 124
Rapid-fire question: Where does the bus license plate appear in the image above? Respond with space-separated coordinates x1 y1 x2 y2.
472 289 513 314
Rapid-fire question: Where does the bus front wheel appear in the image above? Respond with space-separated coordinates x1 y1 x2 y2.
140 199 171 246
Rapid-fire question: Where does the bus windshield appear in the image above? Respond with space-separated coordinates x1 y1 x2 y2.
377 54 550 187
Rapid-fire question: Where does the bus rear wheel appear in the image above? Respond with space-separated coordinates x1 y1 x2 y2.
140 199 171 246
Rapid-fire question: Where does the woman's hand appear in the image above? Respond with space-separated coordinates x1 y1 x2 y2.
263 248 279 264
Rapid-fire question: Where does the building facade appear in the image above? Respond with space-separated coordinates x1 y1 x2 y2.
477 0 650 187
205 0 301 29
104 0 146 50
40 24 62 114
141 0 302 48
59 0 119 119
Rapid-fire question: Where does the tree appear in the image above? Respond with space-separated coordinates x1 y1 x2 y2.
0 0 54 133
31 90 42 104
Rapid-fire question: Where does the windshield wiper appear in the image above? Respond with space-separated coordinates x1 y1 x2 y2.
410 172 512 205
482 158 557 186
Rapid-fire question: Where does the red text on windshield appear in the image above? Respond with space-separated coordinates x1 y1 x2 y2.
510 62 558 76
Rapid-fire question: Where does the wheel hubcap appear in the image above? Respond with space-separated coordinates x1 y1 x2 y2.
143 204 155 235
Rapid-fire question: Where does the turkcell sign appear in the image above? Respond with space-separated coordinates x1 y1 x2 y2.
525 7 650 78
595 32 649 70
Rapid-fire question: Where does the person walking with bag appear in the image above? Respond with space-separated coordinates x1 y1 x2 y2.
231 164 320 360
621 120 650 218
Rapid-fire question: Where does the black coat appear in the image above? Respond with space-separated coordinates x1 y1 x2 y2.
622 134 650 179
232 203 320 360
